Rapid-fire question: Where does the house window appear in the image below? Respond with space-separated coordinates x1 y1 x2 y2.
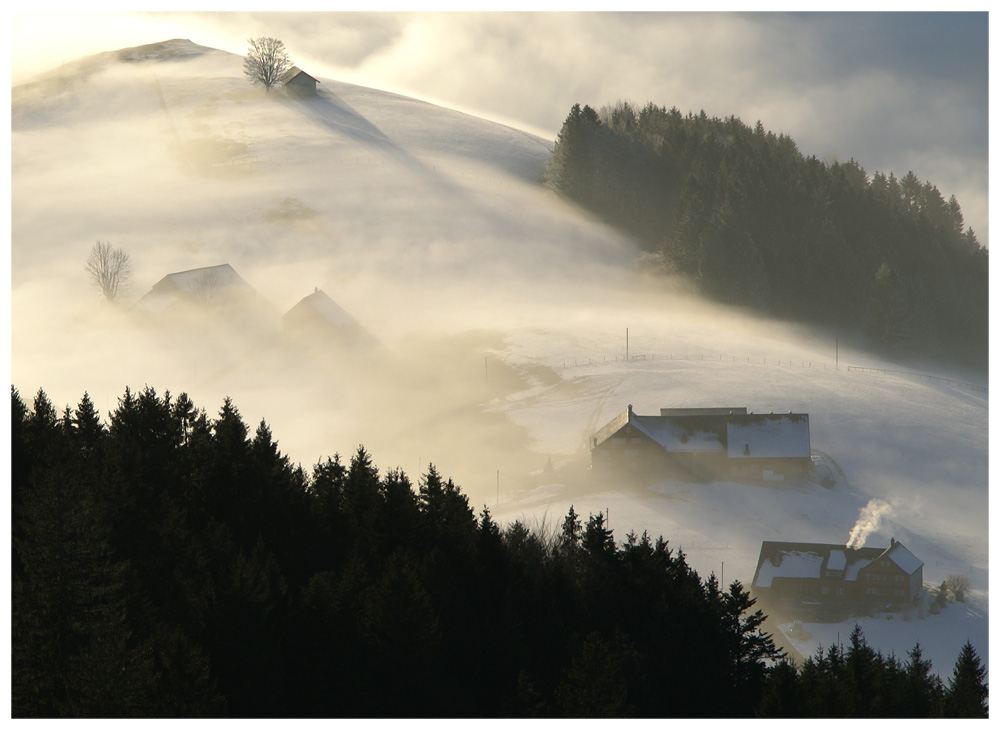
894 575 904 582
894 589 904 596
631 437 642 443
624 449 639 457
836 588 844 596
881 560 889 567
820 586 829 595
612 437 625 444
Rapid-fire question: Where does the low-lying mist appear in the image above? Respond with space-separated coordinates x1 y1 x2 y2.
12 39 987 537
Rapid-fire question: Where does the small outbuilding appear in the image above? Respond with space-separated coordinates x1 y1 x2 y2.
280 66 320 97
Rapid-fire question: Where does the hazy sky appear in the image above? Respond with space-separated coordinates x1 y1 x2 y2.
9 10 991 243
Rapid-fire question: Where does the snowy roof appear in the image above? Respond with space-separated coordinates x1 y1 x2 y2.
632 415 725 452
151 263 254 295
284 289 358 328
844 557 874 582
727 414 810 458
752 541 893 589
880 542 923 575
592 407 808 458
592 408 632 447
826 549 847 571
132 264 256 313
754 550 825 588
280 66 320 85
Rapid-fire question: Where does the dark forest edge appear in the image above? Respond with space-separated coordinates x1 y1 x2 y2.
11 385 988 718
543 102 987 373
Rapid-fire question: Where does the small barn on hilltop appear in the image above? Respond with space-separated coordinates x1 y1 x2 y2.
280 66 320 97
282 288 377 351
132 263 259 315
751 539 924 616
591 405 811 482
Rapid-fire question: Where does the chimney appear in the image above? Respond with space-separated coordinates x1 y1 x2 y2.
890 537 896 547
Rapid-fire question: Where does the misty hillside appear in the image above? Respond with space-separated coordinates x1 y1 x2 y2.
11 38 987 681
542 102 988 372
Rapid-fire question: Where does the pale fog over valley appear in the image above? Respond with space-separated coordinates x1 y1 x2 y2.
9 11 989 718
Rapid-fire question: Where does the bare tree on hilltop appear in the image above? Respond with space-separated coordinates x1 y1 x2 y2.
243 37 291 92
85 240 132 303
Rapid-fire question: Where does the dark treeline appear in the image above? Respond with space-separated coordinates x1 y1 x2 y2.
761 626 987 718
543 102 988 371
11 386 988 718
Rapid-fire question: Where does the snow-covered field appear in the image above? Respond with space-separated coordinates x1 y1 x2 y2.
11 40 988 681
486 314 988 678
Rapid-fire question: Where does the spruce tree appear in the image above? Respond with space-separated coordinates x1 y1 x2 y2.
945 641 988 718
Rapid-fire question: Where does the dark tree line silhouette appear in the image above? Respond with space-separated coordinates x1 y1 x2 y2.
11 386 988 718
543 102 987 371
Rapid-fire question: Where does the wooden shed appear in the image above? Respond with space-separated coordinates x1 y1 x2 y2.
280 66 320 97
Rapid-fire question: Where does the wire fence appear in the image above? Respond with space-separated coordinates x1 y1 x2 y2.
560 352 836 370
846 366 987 394
553 353 988 395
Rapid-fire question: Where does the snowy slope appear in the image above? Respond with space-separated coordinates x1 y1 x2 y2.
11 40 988 681
486 310 987 678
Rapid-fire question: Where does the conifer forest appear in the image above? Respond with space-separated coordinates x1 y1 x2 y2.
11 386 988 718
543 102 988 372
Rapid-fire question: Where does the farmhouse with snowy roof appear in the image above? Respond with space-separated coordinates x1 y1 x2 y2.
591 405 811 482
132 263 260 314
751 539 923 616
282 288 378 351
280 66 320 97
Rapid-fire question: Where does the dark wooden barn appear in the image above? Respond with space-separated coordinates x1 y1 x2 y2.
280 66 320 97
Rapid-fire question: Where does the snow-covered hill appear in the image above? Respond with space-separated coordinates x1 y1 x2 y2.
11 39 988 681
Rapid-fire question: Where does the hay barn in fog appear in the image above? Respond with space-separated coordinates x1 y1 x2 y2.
282 288 377 351
280 67 320 97
132 263 260 315
591 405 811 482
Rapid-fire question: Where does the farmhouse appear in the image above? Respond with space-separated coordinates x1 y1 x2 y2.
751 539 924 615
591 405 811 481
132 263 260 315
282 288 378 351
280 66 320 97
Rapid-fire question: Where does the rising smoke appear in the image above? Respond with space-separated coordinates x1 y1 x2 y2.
846 498 893 549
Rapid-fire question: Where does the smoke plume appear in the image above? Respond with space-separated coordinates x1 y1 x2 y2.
847 498 893 549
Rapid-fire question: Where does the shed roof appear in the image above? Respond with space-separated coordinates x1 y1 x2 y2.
280 66 320 85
